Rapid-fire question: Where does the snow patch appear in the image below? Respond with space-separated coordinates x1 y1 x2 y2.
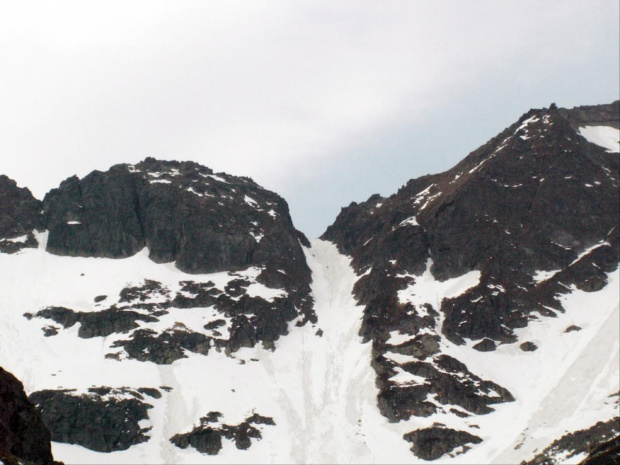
398 216 419 227
578 126 620 153
397 258 481 309
244 195 259 207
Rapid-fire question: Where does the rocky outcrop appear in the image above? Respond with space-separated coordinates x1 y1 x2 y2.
170 412 275 455
0 175 43 254
0 367 57 465
28 387 159 452
403 426 482 461
28 270 303 363
377 355 514 422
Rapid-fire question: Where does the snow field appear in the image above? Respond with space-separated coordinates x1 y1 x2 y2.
1 235 618 464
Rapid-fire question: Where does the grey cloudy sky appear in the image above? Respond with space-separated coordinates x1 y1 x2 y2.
1 0 618 238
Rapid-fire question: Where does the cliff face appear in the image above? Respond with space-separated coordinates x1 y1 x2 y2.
0 367 57 465
42 157 310 276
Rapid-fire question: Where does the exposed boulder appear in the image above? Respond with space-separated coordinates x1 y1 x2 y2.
473 338 497 352
520 341 538 352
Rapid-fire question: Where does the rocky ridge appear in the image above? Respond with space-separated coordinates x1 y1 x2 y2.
322 102 619 459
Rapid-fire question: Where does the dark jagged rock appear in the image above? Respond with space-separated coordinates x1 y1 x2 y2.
32 306 159 339
523 418 620 465
0 367 57 465
42 158 310 278
170 412 275 455
578 436 620 465
29 387 156 452
119 279 171 303
403 426 482 461
0 175 43 254
321 102 619 455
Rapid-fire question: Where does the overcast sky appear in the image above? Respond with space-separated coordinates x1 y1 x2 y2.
1 1 618 238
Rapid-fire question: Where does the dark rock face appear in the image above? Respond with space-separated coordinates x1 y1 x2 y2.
524 418 620 465
403 426 482 461
28 387 158 452
321 102 619 455
0 367 56 465
0 175 43 254
42 158 310 277
579 436 620 465
170 412 275 455
31 306 159 339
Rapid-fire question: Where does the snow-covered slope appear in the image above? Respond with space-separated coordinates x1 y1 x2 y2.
1 236 617 464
